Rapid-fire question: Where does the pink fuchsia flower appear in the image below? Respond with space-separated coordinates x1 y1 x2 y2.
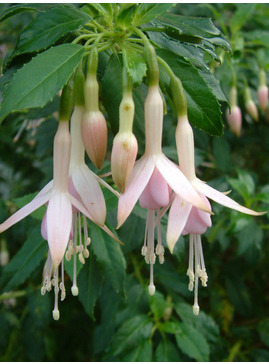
257 69 268 113
167 114 264 314
244 84 259 121
117 84 210 294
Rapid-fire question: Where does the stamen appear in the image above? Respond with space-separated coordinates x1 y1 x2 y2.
60 259 66 301
77 212 85 264
147 210 156 294
41 251 53 294
187 235 194 291
193 236 200 316
82 214 90 258
71 213 79 296
52 268 60 320
156 209 165 263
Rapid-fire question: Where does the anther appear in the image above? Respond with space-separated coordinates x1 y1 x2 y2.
141 246 147 256
83 248 89 258
52 309 60 320
79 253 85 264
148 283 156 296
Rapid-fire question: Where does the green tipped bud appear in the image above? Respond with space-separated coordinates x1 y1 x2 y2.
144 43 159 86
59 77 74 121
170 76 187 117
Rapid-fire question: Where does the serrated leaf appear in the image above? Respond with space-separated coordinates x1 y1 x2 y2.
156 338 181 361
122 46 147 86
0 44 84 123
175 322 210 361
77 251 103 319
110 314 153 356
158 49 223 136
0 226 47 293
133 4 174 27
90 223 126 296
9 7 90 62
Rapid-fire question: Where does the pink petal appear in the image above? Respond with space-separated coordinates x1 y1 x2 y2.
0 191 51 233
46 191 72 268
139 168 170 209
117 155 155 228
166 195 192 253
183 195 212 235
156 155 210 213
71 165 106 225
193 178 265 216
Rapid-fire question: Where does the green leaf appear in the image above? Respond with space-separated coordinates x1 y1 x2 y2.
122 45 147 86
175 322 210 361
117 4 137 29
0 44 84 123
225 277 252 316
230 4 256 34
132 4 174 27
212 137 231 172
158 49 223 136
238 219 263 255
159 321 182 334
110 314 153 356
149 291 166 320
0 4 38 22
123 339 152 361
0 226 47 293
9 7 90 62
155 338 181 361
77 251 103 319
90 224 126 296
258 319 269 348
85 4 112 24
227 170 255 202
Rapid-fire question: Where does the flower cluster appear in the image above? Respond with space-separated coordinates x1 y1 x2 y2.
0 42 264 320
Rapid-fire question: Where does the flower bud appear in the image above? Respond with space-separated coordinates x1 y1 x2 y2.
245 99 259 122
257 85 268 113
111 132 138 193
81 110 107 169
226 105 242 137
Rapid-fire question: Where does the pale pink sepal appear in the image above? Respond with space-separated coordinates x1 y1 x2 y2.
156 155 210 213
46 192 72 268
0 191 51 233
41 211 48 241
117 155 155 228
193 179 265 216
166 195 192 253
34 180 53 199
139 168 170 210
71 165 106 226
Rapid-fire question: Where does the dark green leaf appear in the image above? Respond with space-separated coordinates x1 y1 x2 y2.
149 291 166 320
258 319 269 348
9 7 90 62
122 45 147 86
225 277 252 316
86 4 112 24
102 53 145 141
123 339 152 361
133 4 174 27
155 338 181 361
0 226 47 293
0 44 84 123
175 322 210 361
77 251 103 319
159 321 182 334
90 223 126 296
238 219 263 255
158 49 223 136
212 137 231 172
0 4 37 23
110 314 153 356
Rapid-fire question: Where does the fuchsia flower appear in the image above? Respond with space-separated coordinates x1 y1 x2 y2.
226 106 242 137
167 114 264 314
117 85 210 294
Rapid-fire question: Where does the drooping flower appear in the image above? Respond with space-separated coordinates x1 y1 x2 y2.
117 64 210 294
226 86 242 137
81 47 107 169
167 106 264 314
244 83 259 121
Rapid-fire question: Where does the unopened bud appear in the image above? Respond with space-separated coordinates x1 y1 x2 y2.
257 85 268 113
81 110 107 169
245 99 259 121
226 105 242 137
111 132 138 193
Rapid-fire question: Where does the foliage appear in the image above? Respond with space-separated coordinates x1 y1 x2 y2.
0 3 269 362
